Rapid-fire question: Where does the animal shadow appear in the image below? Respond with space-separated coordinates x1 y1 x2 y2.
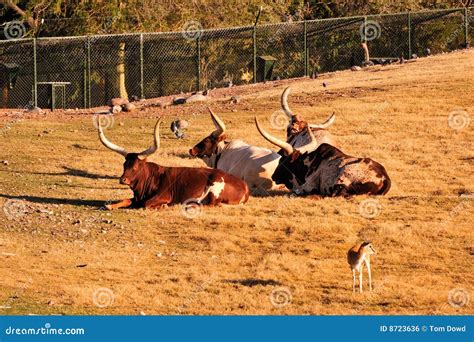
223 279 282 287
0 194 103 208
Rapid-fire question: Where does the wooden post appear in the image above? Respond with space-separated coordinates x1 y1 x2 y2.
363 16 368 44
117 41 128 100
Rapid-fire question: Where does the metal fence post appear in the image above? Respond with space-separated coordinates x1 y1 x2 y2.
33 38 37 107
253 26 257 83
196 35 201 91
304 20 308 76
87 36 91 108
408 12 412 59
83 58 87 108
464 7 470 48
140 33 144 99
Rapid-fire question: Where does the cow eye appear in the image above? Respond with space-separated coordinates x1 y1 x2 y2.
132 165 138 171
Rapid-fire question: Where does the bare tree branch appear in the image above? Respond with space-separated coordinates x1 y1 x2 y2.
0 0 37 28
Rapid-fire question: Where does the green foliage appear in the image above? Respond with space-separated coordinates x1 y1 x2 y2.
1 0 468 37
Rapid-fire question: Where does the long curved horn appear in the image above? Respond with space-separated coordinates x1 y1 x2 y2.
98 117 129 157
309 113 336 129
255 117 293 155
209 107 226 138
281 87 293 118
298 126 319 154
137 117 161 157
97 117 161 157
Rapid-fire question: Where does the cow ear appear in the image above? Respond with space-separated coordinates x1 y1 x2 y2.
138 155 147 162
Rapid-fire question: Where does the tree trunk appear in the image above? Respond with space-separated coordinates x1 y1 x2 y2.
117 42 128 100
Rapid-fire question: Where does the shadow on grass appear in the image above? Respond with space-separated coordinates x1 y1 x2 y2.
0 194 104 208
223 279 282 287
251 189 292 198
174 153 195 159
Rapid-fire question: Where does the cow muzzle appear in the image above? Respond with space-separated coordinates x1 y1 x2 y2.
120 177 131 185
189 148 200 157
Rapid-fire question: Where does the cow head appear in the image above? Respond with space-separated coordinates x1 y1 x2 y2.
119 153 149 186
281 86 336 147
97 117 161 188
189 108 227 158
255 117 318 190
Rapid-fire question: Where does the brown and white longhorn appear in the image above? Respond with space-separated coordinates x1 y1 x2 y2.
255 119 391 197
98 117 249 210
190 108 281 195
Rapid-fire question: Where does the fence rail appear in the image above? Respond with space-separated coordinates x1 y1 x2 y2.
0 7 472 109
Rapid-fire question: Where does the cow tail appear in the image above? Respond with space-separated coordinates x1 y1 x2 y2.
197 185 212 204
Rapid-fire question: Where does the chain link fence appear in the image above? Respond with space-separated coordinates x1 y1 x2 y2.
0 7 472 109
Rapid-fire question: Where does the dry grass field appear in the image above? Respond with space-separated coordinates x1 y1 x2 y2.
0 49 472 315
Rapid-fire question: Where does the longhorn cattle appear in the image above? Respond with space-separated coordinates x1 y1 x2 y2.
98 118 249 210
255 119 391 197
189 108 281 195
280 87 339 151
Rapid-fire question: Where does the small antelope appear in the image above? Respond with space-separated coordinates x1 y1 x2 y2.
347 241 376 293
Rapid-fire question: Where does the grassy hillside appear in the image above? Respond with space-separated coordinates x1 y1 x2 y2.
0 49 472 315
